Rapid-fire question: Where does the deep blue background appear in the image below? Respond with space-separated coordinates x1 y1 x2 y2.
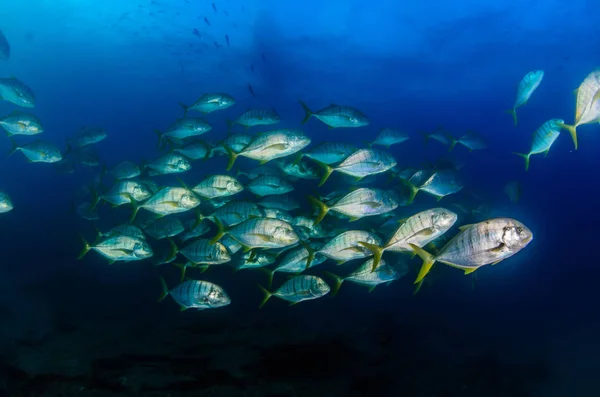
0 0 599 394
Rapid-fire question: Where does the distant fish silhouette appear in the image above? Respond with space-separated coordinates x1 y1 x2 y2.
214 42 222 49
248 84 257 97
250 64 255 72
261 53 266 62
204 16 211 26
192 28 201 39
225 34 230 47
212 3 217 12
224 10 229 17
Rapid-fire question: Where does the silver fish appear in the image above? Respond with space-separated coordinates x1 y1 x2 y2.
192 175 243 199
131 187 201 221
309 188 398 224
508 70 544 126
0 111 43 136
180 93 235 115
410 218 533 283
73 126 107 147
179 239 231 265
371 128 410 148
513 119 563 171
318 148 397 186
212 217 299 250
229 108 280 129
78 235 153 263
247 175 293 196
317 230 382 264
226 129 311 171
299 101 368 128
159 279 230 311
259 275 330 308
359 208 458 270
145 154 191 176
9 139 63 163
303 142 357 164
0 77 35 108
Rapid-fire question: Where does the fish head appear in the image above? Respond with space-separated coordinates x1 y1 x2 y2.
132 185 152 201
219 95 235 107
432 209 458 231
289 131 311 150
14 89 35 108
208 242 231 263
207 286 231 307
273 225 299 245
177 158 192 171
180 191 201 208
347 112 369 126
133 241 154 258
502 219 533 251
311 277 331 296
0 193 13 213
226 179 243 194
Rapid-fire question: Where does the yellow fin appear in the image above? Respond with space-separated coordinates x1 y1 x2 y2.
464 268 477 275
458 224 474 231
408 243 435 284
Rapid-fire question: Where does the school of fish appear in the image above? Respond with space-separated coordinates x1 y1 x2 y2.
2 26 594 312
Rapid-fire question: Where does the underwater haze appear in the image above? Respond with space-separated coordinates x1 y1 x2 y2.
0 0 599 395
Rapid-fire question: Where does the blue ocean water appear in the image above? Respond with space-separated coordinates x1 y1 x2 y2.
0 0 598 395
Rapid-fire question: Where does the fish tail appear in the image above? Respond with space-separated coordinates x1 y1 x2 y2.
556 123 578 150
153 130 164 150
129 198 141 224
447 139 457 152
298 100 313 124
224 145 238 171
7 137 19 158
226 119 234 132
313 160 334 187
77 235 91 260
192 209 205 229
90 188 101 210
399 178 419 204
323 271 344 297
408 243 436 284
291 152 303 166
257 268 274 289
157 277 169 302
505 108 517 126
413 279 425 296
358 241 384 272
512 152 531 172
257 284 273 309
178 102 189 117
307 195 330 225
300 241 315 270
209 216 226 244
166 238 178 263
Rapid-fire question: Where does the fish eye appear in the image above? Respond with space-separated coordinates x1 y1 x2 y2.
517 227 523 234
